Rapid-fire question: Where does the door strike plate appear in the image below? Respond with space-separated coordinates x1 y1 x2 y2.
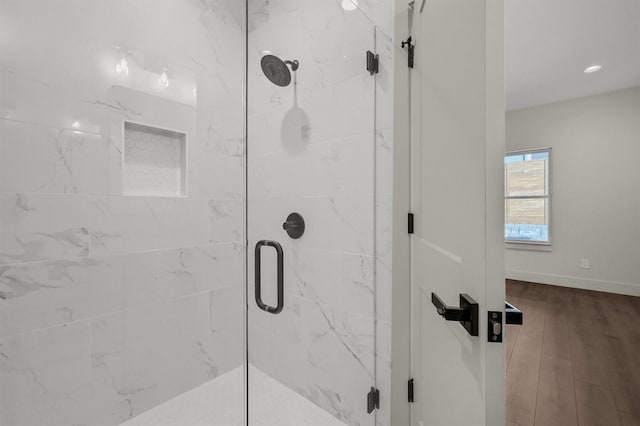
487 311 503 343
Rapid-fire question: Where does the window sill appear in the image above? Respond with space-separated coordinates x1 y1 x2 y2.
505 241 552 252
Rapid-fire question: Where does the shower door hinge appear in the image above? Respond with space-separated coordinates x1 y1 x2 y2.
401 37 415 68
366 50 379 75
408 378 415 402
408 213 415 234
367 387 380 413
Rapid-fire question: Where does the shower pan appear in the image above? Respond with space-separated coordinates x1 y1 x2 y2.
0 1 392 425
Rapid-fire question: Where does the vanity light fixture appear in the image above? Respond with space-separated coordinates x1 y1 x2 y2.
341 0 358 11
159 70 169 87
115 46 129 75
584 64 602 74
116 57 129 75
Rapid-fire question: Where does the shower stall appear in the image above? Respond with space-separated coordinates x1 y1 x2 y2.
0 1 393 425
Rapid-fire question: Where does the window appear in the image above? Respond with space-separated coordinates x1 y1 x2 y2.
504 148 551 243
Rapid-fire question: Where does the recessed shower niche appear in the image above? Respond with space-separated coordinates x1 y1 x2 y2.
123 121 187 197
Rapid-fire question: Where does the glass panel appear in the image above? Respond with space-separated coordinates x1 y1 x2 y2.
247 1 377 425
505 198 550 242
0 1 245 425
505 151 549 196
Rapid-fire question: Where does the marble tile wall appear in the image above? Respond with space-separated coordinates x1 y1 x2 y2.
0 1 245 425
246 1 393 426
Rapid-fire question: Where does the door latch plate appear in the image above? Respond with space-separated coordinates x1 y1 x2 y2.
487 311 503 342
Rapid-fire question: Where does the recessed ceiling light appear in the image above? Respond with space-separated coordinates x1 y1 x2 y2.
584 65 602 74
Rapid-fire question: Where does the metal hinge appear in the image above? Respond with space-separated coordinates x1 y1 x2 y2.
401 37 415 68
408 213 414 234
366 50 379 75
367 387 380 413
408 378 415 402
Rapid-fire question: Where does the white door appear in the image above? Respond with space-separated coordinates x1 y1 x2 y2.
408 1 505 425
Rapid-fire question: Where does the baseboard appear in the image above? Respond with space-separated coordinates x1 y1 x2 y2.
505 269 640 297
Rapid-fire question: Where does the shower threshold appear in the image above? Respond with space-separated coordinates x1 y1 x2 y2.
119 365 348 426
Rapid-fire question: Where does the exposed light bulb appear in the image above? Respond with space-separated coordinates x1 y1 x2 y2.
341 0 358 11
116 58 129 75
159 71 169 87
584 65 602 74
71 121 80 129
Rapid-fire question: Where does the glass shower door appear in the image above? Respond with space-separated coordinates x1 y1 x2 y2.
246 1 378 425
0 1 246 425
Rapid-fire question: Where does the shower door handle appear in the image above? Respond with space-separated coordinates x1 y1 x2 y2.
254 240 284 314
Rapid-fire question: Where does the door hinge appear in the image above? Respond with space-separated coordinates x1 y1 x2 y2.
408 378 415 403
366 50 379 75
401 37 414 68
408 213 414 234
367 387 380 413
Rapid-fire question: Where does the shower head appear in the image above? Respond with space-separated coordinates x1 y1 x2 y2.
261 54 299 87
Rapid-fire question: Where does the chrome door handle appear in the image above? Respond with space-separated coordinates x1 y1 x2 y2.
255 240 284 314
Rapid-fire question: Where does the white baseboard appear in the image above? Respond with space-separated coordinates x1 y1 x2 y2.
505 269 640 297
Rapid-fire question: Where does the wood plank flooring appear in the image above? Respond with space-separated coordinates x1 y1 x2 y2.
505 280 640 426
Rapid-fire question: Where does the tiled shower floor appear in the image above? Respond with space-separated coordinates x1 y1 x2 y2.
120 365 347 426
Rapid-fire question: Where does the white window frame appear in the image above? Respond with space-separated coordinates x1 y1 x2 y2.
504 147 552 246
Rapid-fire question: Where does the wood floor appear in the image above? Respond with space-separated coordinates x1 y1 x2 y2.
505 280 640 426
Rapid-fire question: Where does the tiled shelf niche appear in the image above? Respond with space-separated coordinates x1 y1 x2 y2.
123 121 187 197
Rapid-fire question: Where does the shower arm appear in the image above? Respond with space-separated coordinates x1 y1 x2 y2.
285 60 299 71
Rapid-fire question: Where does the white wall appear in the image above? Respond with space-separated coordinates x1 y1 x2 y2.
505 87 640 296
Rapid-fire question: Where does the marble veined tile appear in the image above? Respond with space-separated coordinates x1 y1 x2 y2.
188 90 244 199
156 292 229 403
209 199 244 244
301 195 375 256
297 300 375 426
375 28 394 132
88 195 209 255
0 251 157 339
299 74 374 144
375 320 392 426
248 294 375 426
290 249 375 318
375 127 393 195
93 306 162 421
0 119 120 195
0 322 92 426
208 285 245 376
247 195 374 256
249 132 375 199
351 0 394 40
157 242 243 301
0 193 90 265
90 292 244 421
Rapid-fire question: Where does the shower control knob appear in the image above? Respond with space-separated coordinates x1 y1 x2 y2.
282 212 305 239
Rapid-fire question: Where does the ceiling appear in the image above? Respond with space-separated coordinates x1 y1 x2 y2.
505 0 640 111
